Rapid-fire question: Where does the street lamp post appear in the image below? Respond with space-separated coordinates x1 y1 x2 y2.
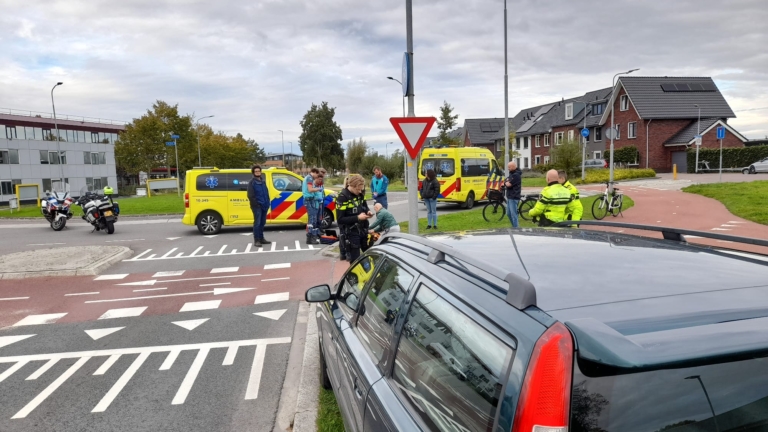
609 68 639 191
51 82 65 191
288 142 293 171
573 100 590 181
503 0 510 168
277 130 285 167
386 141 391 158
387 77 408 185
695 104 701 173
387 77 406 118
196 115 214 167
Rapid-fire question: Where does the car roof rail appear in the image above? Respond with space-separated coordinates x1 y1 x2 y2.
552 220 768 248
377 232 537 310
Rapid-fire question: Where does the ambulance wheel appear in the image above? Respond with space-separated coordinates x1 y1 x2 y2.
197 211 223 235
462 191 475 209
321 208 334 229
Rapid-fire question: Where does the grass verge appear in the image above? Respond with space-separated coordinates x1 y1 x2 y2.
317 388 345 432
522 177 547 187
400 195 635 233
683 181 768 225
0 195 185 218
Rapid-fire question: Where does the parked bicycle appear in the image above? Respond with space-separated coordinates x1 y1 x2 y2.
482 187 539 222
517 194 539 221
591 181 623 220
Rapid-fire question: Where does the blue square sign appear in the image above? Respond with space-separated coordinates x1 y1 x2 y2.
716 126 726 140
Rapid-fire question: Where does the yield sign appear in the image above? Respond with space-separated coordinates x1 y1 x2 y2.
390 117 437 159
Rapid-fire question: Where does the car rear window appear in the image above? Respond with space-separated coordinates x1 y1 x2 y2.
571 356 768 431
422 158 455 177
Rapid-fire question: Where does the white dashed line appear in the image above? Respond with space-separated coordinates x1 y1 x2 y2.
133 287 167 292
254 292 290 305
264 263 291 270
0 297 29 301
179 300 221 312
211 267 239 273
64 292 99 297
200 282 231 287
98 307 147 320
153 271 185 277
14 313 68 327
262 278 290 282
94 274 129 281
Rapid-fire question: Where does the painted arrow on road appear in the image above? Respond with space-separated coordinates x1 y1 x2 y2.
84 288 255 304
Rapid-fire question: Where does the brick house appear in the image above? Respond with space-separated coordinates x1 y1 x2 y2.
462 119 506 154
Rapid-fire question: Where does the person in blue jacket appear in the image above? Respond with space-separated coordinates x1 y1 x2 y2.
247 165 271 246
371 166 389 209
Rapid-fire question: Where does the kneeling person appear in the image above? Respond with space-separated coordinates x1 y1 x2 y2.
529 169 578 226
368 203 400 235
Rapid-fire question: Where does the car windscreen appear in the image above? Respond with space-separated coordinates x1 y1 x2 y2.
422 158 455 178
570 356 768 431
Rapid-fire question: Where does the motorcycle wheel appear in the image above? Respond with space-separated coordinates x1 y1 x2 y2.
106 221 115 235
51 217 67 231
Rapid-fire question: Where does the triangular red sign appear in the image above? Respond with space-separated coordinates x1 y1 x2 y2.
390 117 437 159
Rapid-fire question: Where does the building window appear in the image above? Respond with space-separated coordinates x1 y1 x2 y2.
568 130 574 142
620 95 629 111
628 122 637 139
84 152 91 164
594 127 602 141
592 103 604 116
535 155 541 165
555 132 564 145
40 150 50 164
524 137 529 149
42 179 53 192
594 151 602 159
616 124 621 139
515 137 521 150
0 149 19 164
544 156 550 164
565 103 574 120
1 181 12 195
6 126 17 140
524 157 529 169
535 135 540 147
544 134 550 147
91 132 99 143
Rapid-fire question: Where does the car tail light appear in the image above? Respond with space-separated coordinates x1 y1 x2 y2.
456 178 461 192
512 322 573 432
185 193 189 208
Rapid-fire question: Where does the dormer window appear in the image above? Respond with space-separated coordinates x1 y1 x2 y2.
565 103 574 120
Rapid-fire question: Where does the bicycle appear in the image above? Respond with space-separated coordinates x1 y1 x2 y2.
591 181 624 220
517 194 539 221
482 188 507 222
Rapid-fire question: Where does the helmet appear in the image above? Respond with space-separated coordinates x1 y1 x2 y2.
103 186 114 195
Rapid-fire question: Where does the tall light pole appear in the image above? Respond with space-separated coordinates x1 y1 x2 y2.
695 104 701 173
288 142 293 171
387 77 406 117
386 141 392 158
51 82 65 191
405 0 418 235
196 115 214 167
574 100 590 181
387 77 408 185
609 68 639 190
503 0 510 168
277 130 285 167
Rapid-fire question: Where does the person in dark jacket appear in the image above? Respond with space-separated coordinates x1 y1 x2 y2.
247 165 272 245
420 169 441 229
335 174 371 262
505 161 522 228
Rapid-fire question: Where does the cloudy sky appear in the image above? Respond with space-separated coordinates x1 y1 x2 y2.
2 0 767 156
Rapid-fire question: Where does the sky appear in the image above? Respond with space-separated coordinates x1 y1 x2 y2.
1 0 767 157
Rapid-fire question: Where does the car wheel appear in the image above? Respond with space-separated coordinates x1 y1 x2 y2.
321 208 334 230
319 341 332 390
750 166 757 174
197 211 223 235
743 168 751 175
462 191 475 209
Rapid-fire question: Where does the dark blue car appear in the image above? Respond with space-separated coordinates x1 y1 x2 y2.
306 226 768 431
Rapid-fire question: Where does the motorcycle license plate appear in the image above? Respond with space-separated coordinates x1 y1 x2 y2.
104 211 113 216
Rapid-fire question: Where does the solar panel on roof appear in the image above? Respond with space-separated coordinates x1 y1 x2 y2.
674 83 691 92
701 82 717 91
661 83 677 92
688 83 704 91
532 104 554 118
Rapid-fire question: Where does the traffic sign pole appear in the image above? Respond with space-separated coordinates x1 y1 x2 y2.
580 127 589 181
717 126 725 182
405 0 418 235
170 134 181 196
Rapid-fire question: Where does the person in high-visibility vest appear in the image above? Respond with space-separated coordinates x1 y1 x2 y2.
529 170 579 226
557 170 583 222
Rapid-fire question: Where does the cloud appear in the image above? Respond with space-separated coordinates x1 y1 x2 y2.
1 0 767 157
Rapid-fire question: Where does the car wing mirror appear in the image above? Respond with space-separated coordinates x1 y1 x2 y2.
305 285 333 302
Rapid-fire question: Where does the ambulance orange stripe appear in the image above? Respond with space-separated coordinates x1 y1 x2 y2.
288 206 307 220
269 201 294 219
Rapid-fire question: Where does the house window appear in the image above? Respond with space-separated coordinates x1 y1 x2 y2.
616 124 621 139
565 103 574 120
535 155 541 165
555 132 564 145
592 103 604 116
544 134 550 147
535 135 540 147
594 151 602 159
524 137 529 149
515 137 521 150
568 130 574 141
100 152 106 164
524 157 529 169
620 95 629 111
594 127 602 141
544 156 550 164
628 122 637 139
0 149 19 164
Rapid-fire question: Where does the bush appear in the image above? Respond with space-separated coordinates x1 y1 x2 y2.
576 168 656 185
534 163 554 174
551 140 583 178
686 145 768 173
614 146 640 165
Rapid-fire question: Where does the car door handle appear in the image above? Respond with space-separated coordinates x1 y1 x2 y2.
354 378 364 399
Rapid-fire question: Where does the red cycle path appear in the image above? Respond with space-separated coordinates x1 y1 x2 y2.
0 259 350 329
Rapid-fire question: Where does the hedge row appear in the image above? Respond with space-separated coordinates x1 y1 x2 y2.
574 168 656 185
686 145 768 173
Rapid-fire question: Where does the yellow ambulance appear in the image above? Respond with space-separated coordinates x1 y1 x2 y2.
182 167 337 235
418 147 504 208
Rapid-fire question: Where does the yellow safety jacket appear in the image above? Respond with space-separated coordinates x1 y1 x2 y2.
529 182 578 224
562 181 583 221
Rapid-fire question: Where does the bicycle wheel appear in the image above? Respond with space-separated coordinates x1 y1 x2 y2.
483 202 506 222
592 196 609 220
610 195 624 217
518 199 536 221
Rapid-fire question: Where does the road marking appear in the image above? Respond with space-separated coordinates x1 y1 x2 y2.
711 228 732 231
26 358 59 380
254 309 287 321
223 346 238 366
105 239 144 243
0 297 29 301
94 274 128 281
728 221 747 224
254 292 289 304
0 334 36 349
85 288 255 304
211 267 239 273
262 277 290 282
85 327 125 340
153 270 185 277
120 280 156 286
271 242 277 252
166 237 181 240
65 292 99 297
200 282 230 287
133 287 167 292
294 241 301 250
245 344 267 400
217 245 228 255
131 250 152 260
245 243 253 253
160 350 180 370
94 354 121 375
204 235 219 238
98 307 147 319
721 224 737 227
14 313 67 327
0 360 28 383
172 318 209 330
264 263 291 270
161 248 178 259
179 300 221 312
124 242 315 262
28 242 66 246
189 246 203 257
13 357 90 419
119 273 261 286
92 352 150 413
172 348 209 405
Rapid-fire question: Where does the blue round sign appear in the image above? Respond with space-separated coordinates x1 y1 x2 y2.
581 128 590 138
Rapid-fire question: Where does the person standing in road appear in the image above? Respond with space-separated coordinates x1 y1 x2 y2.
420 169 441 229
505 161 522 228
528 169 578 226
303 167 322 245
247 165 271 246
371 166 389 209
338 175 350 261
336 174 372 262
558 170 583 223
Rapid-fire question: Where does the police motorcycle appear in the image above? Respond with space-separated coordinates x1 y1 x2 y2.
75 186 120 234
41 190 74 231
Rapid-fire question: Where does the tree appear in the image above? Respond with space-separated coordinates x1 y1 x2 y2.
195 127 264 169
436 101 460 146
299 102 345 170
346 138 368 174
550 139 583 177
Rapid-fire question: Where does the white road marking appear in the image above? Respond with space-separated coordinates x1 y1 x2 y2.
264 263 291 270
200 282 230 287
118 273 262 287
270 242 276 252
172 318 209 330
294 241 300 250
132 250 152 260
94 354 121 375
179 300 221 312
262 277 290 282
217 245 227 255
133 287 167 292
159 350 180 371
211 267 239 273
85 327 125 340
26 358 59 380
92 352 150 413
12 357 90 419
85 288 254 304
153 270 185 277
720 224 737 227
64 292 99 297
28 243 66 246
94 274 128 281
120 280 156 286
711 228 732 231
0 297 29 301
223 346 238 366
124 242 314 262
253 309 287 321
106 239 144 243
189 246 203 257
0 334 36 349
245 345 267 400
161 248 178 258
166 237 181 240
14 313 67 327
728 221 747 224
172 348 209 405
204 235 219 238
245 243 252 253
0 360 28 383
98 307 147 319
254 292 289 305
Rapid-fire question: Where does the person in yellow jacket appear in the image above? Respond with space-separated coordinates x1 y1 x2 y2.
529 170 578 226
557 170 583 221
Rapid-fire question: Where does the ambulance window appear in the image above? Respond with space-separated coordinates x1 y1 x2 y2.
272 173 303 192
228 174 251 191
422 158 454 177
196 174 228 191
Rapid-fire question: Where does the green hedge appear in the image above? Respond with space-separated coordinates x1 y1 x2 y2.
614 146 640 164
575 168 656 185
686 145 768 173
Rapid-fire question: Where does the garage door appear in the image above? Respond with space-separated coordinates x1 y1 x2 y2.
671 151 687 172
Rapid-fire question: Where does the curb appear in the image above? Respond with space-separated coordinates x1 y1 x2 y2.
0 214 183 222
0 247 133 279
292 303 320 432
319 244 340 259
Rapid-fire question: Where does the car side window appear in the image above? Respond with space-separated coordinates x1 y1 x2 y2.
272 173 303 192
338 254 378 317
356 259 414 369
392 285 513 432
